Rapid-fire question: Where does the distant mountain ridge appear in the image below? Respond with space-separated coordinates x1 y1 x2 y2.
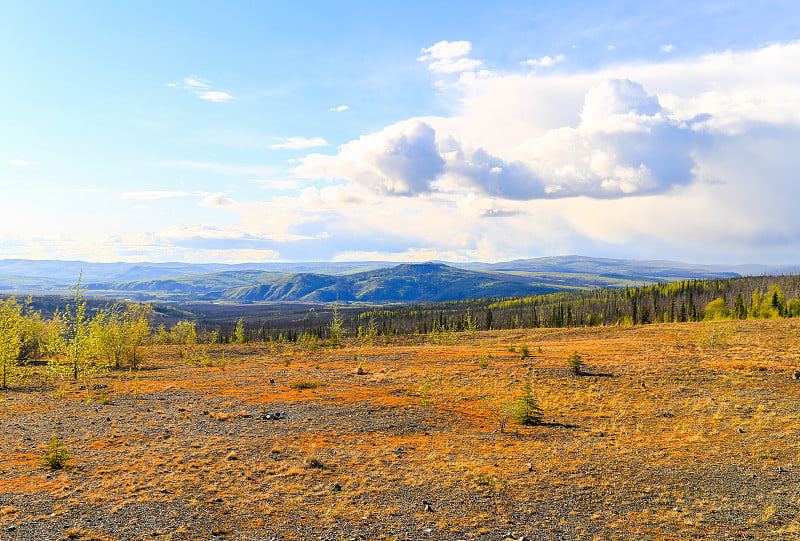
0 255 788 304
219 263 559 303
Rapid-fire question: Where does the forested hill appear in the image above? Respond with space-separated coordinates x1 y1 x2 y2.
220 263 560 303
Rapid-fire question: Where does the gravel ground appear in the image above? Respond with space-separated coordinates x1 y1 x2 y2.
2 322 800 540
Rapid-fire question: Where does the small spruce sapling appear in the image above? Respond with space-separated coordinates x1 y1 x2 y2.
568 351 584 375
515 381 543 425
42 435 70 470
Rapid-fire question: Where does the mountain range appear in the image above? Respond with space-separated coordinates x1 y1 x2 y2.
0 255 793 304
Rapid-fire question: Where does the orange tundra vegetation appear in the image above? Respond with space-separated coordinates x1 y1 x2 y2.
2 319 800 540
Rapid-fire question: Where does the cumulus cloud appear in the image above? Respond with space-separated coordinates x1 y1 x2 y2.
660 44 676 54
329 105 349 112
419 40 483 74
294 79 695 201
169 76 233 102
270 136 328 150
120 190 190 200
294 120 445 196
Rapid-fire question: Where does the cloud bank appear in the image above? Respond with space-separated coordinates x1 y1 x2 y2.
276 40 800 262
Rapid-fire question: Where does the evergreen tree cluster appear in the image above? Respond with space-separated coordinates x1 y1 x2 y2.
187 274 800 342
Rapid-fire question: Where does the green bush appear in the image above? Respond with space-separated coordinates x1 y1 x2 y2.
519 344 530 359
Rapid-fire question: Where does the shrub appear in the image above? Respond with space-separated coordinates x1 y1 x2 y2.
290 379 325 390
42 436 69 470
514 381 543 426
568 351 584 375
519 344 530 359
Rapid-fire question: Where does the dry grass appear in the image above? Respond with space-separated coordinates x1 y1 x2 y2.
2 319 800 540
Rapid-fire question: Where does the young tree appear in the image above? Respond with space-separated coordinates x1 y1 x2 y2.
91 304 128 369
125 304 152 369
328 303 345 348
233 317 247 344
704 298 730 321
0 298 24 389
733 293 747 319
170 320 198 344
463 308 479 335
514 381 544 426
48 274 105 386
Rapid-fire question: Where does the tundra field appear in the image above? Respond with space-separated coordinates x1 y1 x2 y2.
2 319 800 540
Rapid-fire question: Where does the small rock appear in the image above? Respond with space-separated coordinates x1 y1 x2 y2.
793 370 800 380
226 451 239 460
7 525 16 532
778 465 788 473
332 482 342 492
737 427 745 433
422 499 434 512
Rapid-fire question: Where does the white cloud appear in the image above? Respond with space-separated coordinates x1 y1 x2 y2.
521 54 565 68
294 78 692 201
419 40 473 60
181 77 210 89
75 188 106 193
197 90 234 103
270 136 329 150
294 120 445 196
120 190 190 200
169 76 233 102
419 40 482 74
329 105 349 112
8 159 33 166
660 44 676 54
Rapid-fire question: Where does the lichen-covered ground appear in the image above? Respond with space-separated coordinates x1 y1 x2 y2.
2 319 800 540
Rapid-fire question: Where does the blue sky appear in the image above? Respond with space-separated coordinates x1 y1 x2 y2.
3 1 800 264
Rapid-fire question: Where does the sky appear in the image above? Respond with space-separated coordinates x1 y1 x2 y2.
3 0 800 265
